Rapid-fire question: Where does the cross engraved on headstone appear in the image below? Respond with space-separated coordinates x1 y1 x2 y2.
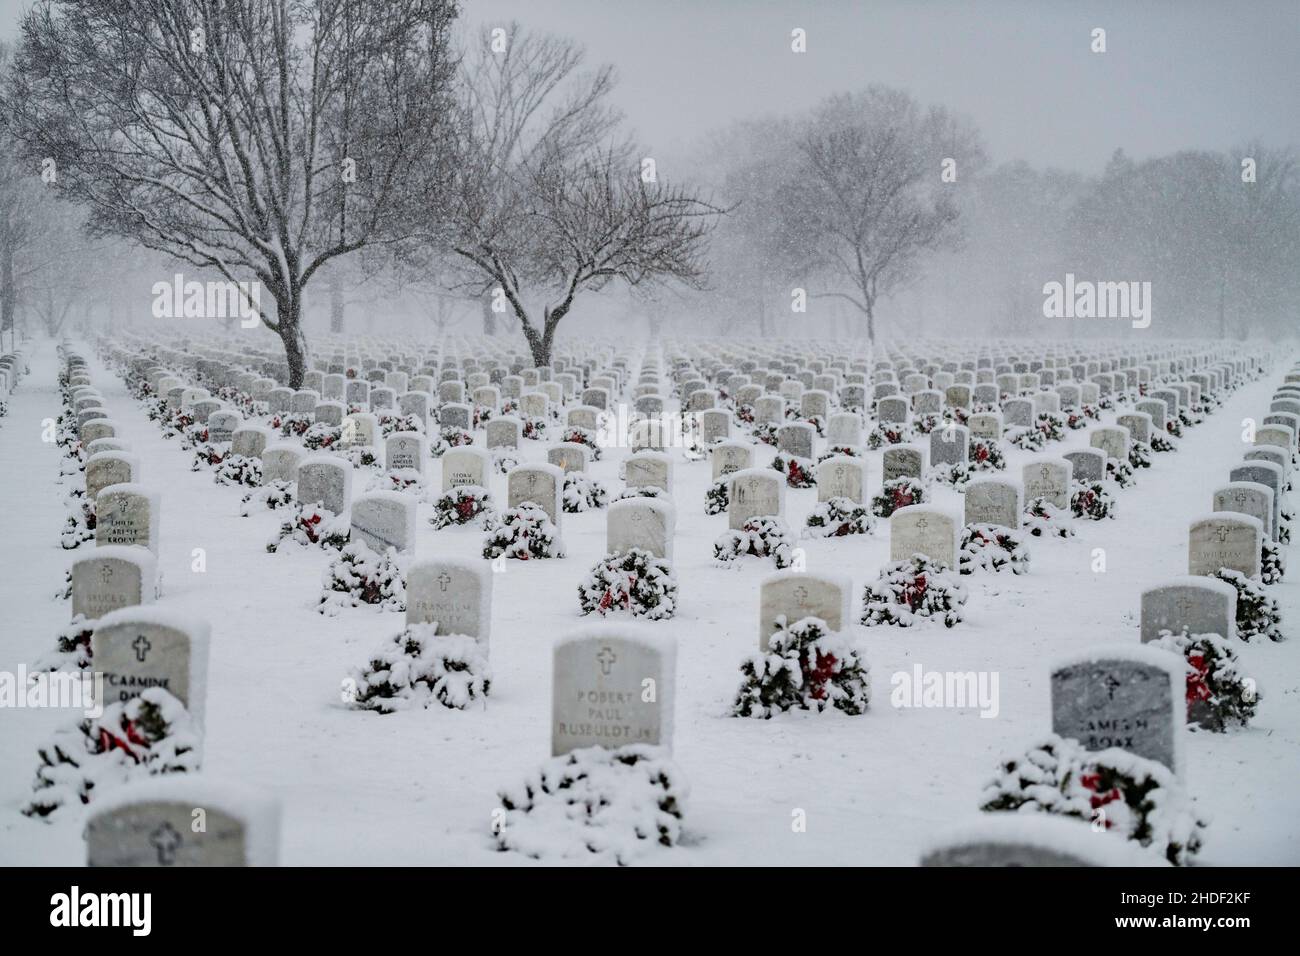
133 635 152 662
916 517 928 530
596 646 617 675
150 822 182 865
1103 674 1122 701
1232 491 1248 505
100 566 113 584
528 474 538 493
793 586 809 607
436 571 451 591
1040 465 1051 479
1175 596 1195 617
1214 525 1231 543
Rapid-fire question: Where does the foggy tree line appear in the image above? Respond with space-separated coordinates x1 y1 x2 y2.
0 1 1294 374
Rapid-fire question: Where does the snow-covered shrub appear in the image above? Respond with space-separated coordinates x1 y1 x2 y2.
319 541 406 615
492 451 520 475
1212 568 1283 642
817 444 862 464
189 441 227 471
1023 498 1075 538
979 734 1205 866
930 461 975 490
968 438 1006 472
1150 432 1176 453
562 472 608 513
240 478 294 516
562 426 603 461
23 689 200 820
713 516 795 568
430 485 494 529
751 422 778 446
1064 410 1089 431
731 616 870 718
1129 441 1152 469
704 479 729 515
521 417 547 441
214 454 262 488
377 413 423 438
770 452 815 488
302 422 342 451
1106 456 1136 488
348 625 489 712
911 412 943 435
1260 539 1285 585
615 484 667 501
577 548 677 620
866 423 908 449
276 412 312 438
343 445 381 469
1005 426 1045 452
805 497 876 537
32 615 96 672
429 426 474 458
495 744 687 866
1149 629 1259 731
1070 480 1116 520
1032 412 1066 443
482 503 565 560
959 524 1031 575
61 499 96 550
860 555 966 628
870 477 926 518
266 503 349 553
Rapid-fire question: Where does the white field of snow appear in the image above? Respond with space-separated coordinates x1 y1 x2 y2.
1 340 1298 866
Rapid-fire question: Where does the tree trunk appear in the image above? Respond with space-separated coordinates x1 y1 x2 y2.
276 289 309 389
0 224 14 341
864 299 876 344
481 294 496 336
330 274 345 334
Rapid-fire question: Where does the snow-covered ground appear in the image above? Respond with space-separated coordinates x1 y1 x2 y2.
2 339 1298 865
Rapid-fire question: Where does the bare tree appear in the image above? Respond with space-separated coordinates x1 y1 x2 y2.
788 87 984 343
430 23 720 367
3 0 459 387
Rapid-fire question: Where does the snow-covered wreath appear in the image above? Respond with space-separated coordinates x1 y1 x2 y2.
731 616 870 718
482 503 566 560
23 688 200 820
959 523 1031 575
805 497 876 537
1149 629 1259 731
346 624 490 712
979 733 1206 866
319 540 407 615
494 744 687 866
430 485 494 529
713 516 795 568
577 548 678 620
860 554 967 628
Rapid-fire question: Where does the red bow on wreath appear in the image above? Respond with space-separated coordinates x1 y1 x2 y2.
904 573 928 611
98 718 150 763
1186 652 1213 704
1080 771 1120 825
892 487 914 511
804 650 838 700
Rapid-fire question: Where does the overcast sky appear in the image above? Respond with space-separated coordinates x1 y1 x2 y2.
2 0 1295 172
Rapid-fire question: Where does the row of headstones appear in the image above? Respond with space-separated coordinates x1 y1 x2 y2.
1137 361 1300 648
922 353 1293 866
0 348 26 401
